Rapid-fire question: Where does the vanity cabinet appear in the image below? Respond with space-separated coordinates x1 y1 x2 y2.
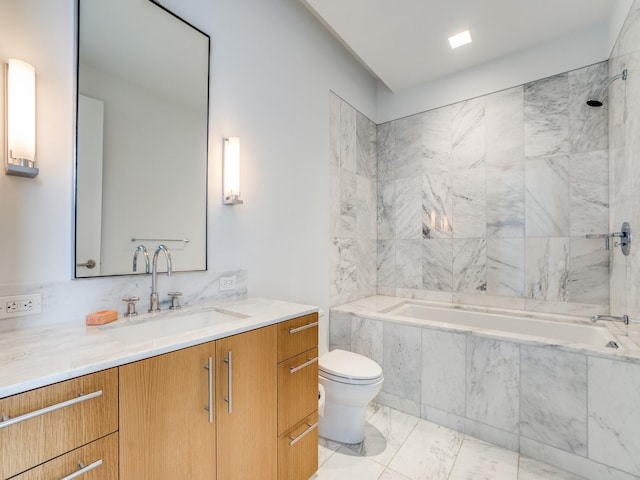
0 368 118 479
216 325 277 480
276 313 319 480
119 341 217 480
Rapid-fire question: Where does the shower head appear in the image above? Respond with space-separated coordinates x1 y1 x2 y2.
586 69 628 107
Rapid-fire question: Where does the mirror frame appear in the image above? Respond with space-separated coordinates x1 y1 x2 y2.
73 0 211 278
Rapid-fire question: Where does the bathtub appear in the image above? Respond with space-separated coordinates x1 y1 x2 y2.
383 301 617 348
329 296 640 480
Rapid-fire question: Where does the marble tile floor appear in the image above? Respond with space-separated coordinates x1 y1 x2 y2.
312 404 586 480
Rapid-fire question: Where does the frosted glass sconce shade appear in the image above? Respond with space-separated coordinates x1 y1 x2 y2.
223 137 242 205
5 59 38 178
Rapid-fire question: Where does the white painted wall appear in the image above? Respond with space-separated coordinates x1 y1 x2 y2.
0 0 377 336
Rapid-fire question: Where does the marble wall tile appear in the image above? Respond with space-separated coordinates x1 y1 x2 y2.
518 457 589 480
339 169 357 237
466 336 519 432
421 105 452 175
525 156 570 237
567 238 609 305
611 1 640 59
421 329 466 415
422 239 453 291
329 164 341 237
329 237 357 299
352 315 384 366
525 238 570 302
486 238 525 297
520 346 587 455
486 86 524 166
329 92 341 167
377 121 395 182
395 177 423 239
524 73 569 158
356 238 377 296
396 240 422 289
340 99 357 172
568 62 608 154
357 111 377 180
377 240 396 288
329 310 352 351
394 114 423 179
451 97 486 171
422 174 453 239
378 180 395 240
356 176 377 240
486 163 525 237
376 390 421 417
569 150 609 236
453 239 487 294
453 292 525 311
397 288 453 303
382 322 423 403
588 356 640 477
452 170 487 238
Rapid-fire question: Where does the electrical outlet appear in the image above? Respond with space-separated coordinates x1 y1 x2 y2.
0 293 42 319
219 276 236 291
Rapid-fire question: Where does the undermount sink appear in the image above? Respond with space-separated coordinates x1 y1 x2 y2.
100 308 249 345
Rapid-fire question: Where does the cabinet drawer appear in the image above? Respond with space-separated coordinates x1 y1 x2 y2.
278 347 318 435
10 432 118 480
277 313 318 362
0 368 118 479
278 411 318 480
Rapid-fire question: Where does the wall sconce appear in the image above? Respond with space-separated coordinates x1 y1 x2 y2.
4 59 38 178
223 137 243 205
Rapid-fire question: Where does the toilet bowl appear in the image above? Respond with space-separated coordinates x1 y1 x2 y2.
318 349 384 444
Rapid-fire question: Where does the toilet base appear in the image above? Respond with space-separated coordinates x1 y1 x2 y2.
318 400 367 444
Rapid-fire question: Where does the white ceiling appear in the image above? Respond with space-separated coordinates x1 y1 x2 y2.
300 0 619 92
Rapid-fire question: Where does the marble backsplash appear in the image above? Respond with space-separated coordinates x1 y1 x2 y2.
0 269 247 331
330 63 612 315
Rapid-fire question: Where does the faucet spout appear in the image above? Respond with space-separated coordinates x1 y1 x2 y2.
132 245 150 273
591 314 629 325
149 244 172 312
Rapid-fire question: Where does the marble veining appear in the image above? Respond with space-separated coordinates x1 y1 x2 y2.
486 86 524 166
452 170 487 238
569 150 608 236
422 174 453 239
525 238 569 302
422 239 453 291
486 163 525 237
525 156 570 237
421 106 452 175
451 97 486 171
382 322 422 403
568 63 608 154
486 238 525 297
395 177 423 240
453 239 487 294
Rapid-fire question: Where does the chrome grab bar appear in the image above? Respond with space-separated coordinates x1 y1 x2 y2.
0 390 103 429
60 460 103 480
131 237 190 243
204 357 213 423
289 321 319 334
289 357 318 374
289 422 318 446
223 351 233 414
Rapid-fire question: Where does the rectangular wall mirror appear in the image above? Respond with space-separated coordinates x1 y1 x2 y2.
75 0 210 278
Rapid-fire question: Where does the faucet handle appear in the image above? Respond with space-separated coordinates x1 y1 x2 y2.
168 292 182 310
122 296 140 317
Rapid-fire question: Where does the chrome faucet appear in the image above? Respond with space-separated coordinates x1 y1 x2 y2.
591 314 630 325
149 244 172 312
132 245 150 273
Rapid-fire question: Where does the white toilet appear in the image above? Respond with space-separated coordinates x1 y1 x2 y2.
318 349 384 444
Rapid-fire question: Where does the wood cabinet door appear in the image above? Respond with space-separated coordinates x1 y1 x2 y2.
119 342 216 480
216 326 277 480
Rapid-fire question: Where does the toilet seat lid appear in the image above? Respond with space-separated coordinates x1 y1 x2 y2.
319 349 383 382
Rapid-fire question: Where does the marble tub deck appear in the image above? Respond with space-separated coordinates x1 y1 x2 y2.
314 404 586 480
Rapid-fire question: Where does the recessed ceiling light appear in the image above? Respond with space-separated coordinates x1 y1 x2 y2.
448 30 472 49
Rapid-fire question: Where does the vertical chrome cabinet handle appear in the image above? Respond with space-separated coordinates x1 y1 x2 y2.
223 351 233 414
59 459 103 480
204 357 213 423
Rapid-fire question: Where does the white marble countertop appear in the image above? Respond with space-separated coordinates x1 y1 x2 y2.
0 297 318 399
